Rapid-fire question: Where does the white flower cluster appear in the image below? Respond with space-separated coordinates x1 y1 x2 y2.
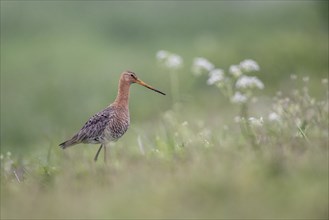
190 56 264 105
156 50 183 70
234 113 281 126
248 117 264 127
229 60 263 104
192 57 227 86
192 57 214 76
207 69 224 85
236 75 264 90
268 112 281 122
229 59 260 77
229 65 242 78
239 59 260 72
231 91 247 104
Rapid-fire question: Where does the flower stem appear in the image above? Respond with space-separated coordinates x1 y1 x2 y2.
170 70 179 104
240 103 259 150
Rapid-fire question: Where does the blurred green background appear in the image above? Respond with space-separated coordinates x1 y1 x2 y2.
1 1 328 153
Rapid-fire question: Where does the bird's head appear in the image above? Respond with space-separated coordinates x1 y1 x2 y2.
121 71 166 95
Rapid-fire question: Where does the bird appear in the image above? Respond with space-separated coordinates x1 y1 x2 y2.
59 71 165 162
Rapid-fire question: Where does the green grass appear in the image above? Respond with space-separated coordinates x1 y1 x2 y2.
1 73 328 219
1 1 328 219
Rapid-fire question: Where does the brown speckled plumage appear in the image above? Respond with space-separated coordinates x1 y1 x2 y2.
59 71 165 162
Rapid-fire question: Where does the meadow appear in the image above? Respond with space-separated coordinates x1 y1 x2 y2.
1 1 328 219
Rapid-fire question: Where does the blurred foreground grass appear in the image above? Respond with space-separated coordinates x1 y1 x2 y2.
1 1 328 219
1 145 327 219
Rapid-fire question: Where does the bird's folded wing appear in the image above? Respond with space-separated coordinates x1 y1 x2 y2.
76 111 111 142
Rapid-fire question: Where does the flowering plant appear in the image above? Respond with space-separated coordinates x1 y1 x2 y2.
191 57 265 148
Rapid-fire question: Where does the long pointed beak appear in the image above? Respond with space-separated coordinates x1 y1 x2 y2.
136 79 166 95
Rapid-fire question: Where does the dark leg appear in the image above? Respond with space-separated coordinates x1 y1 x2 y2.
104 144 108 163
94 144 103 162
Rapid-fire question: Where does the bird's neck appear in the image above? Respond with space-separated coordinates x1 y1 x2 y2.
113 81 130 108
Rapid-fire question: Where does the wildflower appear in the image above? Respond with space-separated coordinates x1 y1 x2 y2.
181 121 189 126
234 116 242 123
248 117 263 127
192 57 214 76
165 54 183 69
0 154 3 160
156 50 169 61
6 152 11 157
156 50 183 70
231 91 248 104
235 75 264 90
268 112 281 122
207 69 224 85
302 76 309 82
229 65 242 77
321 78 328 84
239 59 260 72
290 74 297 80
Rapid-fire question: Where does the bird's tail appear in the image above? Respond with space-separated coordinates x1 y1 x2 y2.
59 136 78 149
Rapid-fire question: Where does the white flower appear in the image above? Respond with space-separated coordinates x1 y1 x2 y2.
290 74 297 80
234 116 242 123
268 112 281 122
321 78 328 84
156 51 183 70
248 117 263 127
229 65 242 77
192 57 214 76
239 59 260 72
235 75 264 90
165 54 183 69
0 154 3 160
231 91 247 104
181 121 189 126
207 69 224 85
156 50 169 61
194 57 214 71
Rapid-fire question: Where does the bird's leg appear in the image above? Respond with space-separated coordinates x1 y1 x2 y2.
104 144 108 163
94 144 103 162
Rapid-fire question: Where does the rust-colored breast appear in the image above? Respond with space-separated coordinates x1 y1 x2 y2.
103 105 130 142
